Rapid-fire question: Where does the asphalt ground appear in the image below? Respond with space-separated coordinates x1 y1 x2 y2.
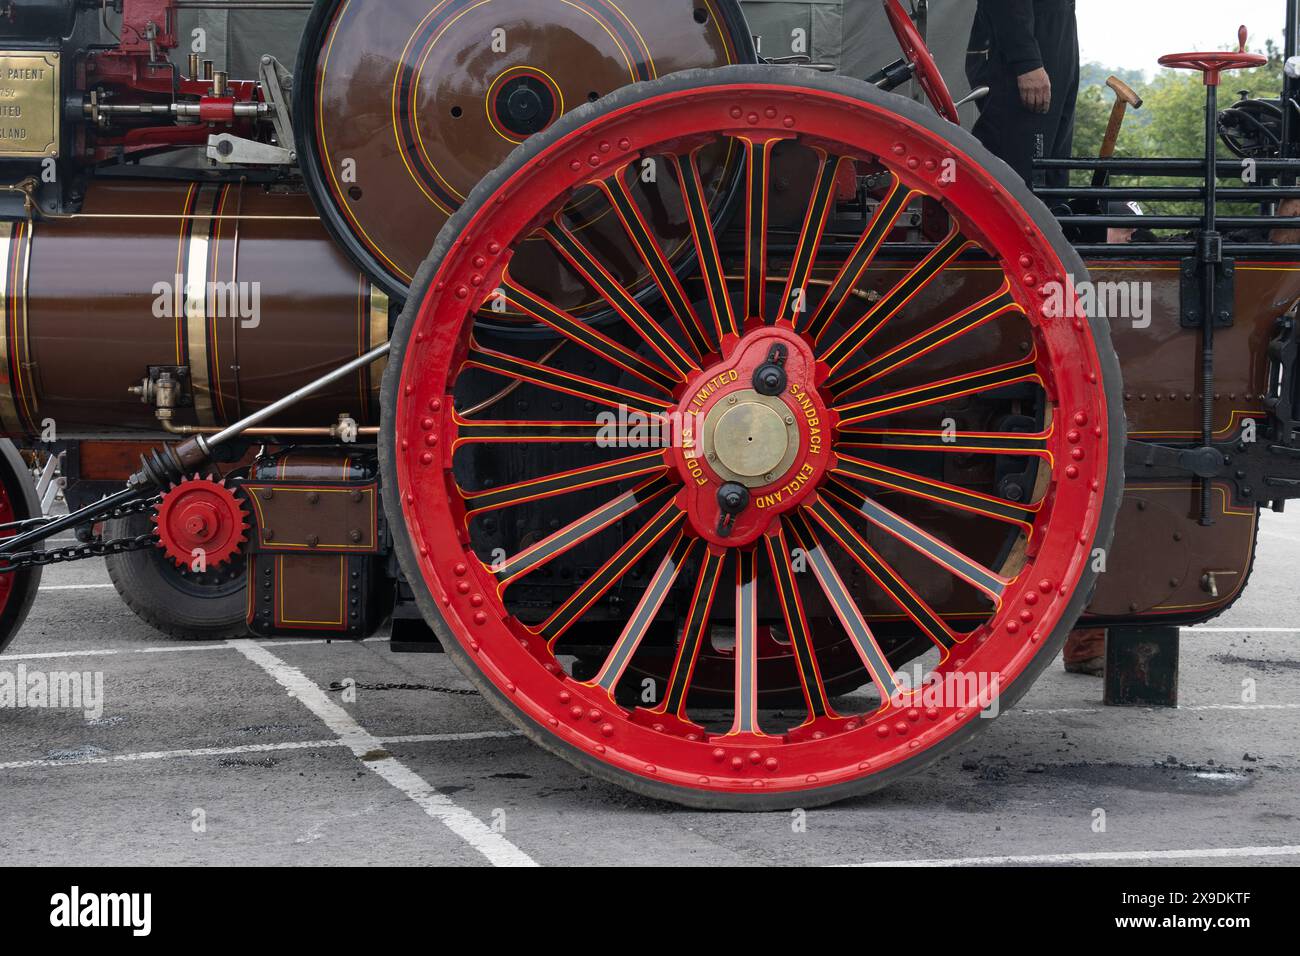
2 512 1298 868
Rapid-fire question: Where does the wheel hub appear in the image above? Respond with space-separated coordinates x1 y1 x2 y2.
153 475 249 570
705 392 793 482
490 70 561 140
672 328 834 546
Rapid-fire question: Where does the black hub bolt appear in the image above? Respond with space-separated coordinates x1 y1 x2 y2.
718 482 750 515
753 343 789 396
716 482 750 538
506 86 544 123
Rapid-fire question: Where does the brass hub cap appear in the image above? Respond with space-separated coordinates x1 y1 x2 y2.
702 390 799 486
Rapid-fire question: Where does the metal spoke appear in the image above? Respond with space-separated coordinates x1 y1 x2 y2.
819 227 971 370
837 426 1051 459
829 283 1016 397
587 532 698 695
461 451 668 518
651 546 725 719
493 475 675 587
466 339 673 417
536 495 686 647
833 454 1037 528
825 479 1010 602
784 511 901 703
543 220 698 381
806 497 958 652
594 165 714 358
500 276 678 393
726 548 764 736
778 150 842 326
740 135 784 324
834 357 1040 425
801 174 916 341
764 525 836 722
673 148 739 341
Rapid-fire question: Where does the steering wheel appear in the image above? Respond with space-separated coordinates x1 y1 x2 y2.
1158 50 1266 86
1158 27 1267 86
882 0 960 123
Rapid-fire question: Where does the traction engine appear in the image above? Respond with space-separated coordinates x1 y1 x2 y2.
0 0 1294 809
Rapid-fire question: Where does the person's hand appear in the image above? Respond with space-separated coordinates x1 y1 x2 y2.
1017 67 1052 114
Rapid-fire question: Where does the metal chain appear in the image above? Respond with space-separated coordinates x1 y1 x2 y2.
0 497 161 574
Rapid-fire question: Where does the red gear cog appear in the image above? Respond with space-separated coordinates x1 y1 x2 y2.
152 475 249 570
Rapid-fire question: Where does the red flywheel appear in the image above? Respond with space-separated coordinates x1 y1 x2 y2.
381 66 1124 808
153 475 249 570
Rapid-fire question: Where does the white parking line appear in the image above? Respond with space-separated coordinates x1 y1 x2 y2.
1 636 386 662
847 845 1300 866
40 584 116 591
0 730 522 771
228 639 536 867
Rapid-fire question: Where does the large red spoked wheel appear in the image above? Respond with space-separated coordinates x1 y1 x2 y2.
0 440 45 654
382 66 1124 808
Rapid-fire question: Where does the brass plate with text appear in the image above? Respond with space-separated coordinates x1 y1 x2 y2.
0 51 60 159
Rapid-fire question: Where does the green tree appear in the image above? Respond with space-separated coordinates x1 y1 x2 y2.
1072 41 1285 222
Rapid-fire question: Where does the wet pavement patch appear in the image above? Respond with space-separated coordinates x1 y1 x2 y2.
1042 760 1256 795
218 756 279 769
44 745 107 761
1211 654 1300 672
328 681 478 696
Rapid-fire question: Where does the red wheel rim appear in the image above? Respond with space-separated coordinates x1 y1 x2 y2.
882 0 961 124
388 74 1115 801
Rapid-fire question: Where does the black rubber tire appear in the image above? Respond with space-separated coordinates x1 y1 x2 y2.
0 440 43 654
104 512 249 641
381 65 1127 810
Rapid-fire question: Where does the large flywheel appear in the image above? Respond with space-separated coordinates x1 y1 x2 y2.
296 0 755 305
381 67 1125 809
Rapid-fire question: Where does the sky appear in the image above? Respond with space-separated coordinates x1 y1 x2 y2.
1077 0 1288 76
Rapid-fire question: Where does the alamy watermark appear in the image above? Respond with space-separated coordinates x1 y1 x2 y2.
0 665 104 720
151 274 262 329
50 887 151 936
1041 273 1152 329
892 665 1003 718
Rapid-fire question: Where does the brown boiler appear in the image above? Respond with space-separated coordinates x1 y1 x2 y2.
0 180 389 438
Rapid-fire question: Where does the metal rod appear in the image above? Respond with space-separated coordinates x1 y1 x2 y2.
1284 0 1299 170
1072 242 1300 256
1056 215 1300 228
162 419 380 438
1200 82 1220 526
1036 186 1300 200
1036 158 1300 173
206 343 392 449
173 2 313 8
749 240 1300 259
0 487 142 557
